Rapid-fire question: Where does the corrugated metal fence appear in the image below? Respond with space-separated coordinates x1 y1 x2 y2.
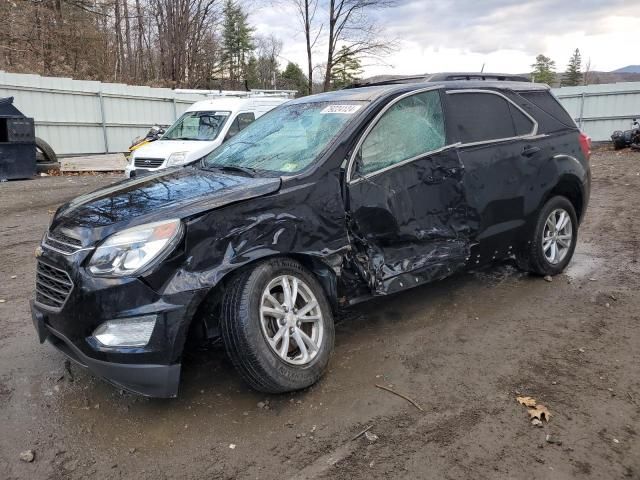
0 71 203 155
2 70 639 153
552 82 640 142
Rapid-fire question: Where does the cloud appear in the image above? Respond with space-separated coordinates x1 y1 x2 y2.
250 0 638 76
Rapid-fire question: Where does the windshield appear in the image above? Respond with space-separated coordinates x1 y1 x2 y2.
163 111 230 141
201 101 365 174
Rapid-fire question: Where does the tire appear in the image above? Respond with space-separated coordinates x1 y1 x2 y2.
517 196 578 276
35 137 60 173
220 258 335 393
36 137 57 163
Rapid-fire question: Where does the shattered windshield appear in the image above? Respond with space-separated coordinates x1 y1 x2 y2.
163 111 230 141
201 101 365 174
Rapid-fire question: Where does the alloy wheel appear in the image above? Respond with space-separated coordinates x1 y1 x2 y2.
542 208 573 265
259 275 324 366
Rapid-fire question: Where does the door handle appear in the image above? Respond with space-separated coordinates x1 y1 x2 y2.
522 146 541 157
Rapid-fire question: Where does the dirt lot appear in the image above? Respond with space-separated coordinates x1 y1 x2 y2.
1 150 639 479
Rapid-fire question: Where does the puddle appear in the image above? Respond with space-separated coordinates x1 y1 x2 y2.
566 243 605 280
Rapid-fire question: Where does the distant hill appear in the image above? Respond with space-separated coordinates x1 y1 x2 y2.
612 65 640 74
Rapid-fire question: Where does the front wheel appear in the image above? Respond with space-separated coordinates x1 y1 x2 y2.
517 196 578 276
220 258 335 393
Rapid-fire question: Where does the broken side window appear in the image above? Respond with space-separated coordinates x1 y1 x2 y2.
358 90 445 175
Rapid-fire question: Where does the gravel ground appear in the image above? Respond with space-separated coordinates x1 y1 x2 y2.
0 149 639 479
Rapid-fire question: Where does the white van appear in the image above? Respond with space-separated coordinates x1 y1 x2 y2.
125 93 291 178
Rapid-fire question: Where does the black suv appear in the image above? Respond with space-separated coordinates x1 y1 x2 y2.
31 75 591 397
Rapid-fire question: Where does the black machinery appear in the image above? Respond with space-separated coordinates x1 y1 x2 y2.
0 97 36 180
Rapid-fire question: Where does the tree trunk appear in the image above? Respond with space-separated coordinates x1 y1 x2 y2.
305 0 313 95
114 0 125 80
123 0 133 78
323 0 336 91
135 0 144 80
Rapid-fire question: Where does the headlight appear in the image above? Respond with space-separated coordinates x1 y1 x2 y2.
92 316 157 347
166 151 189 167
88 219 183 277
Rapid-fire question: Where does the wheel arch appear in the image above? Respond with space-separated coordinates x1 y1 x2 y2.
547 173 585 224
185 253 341 346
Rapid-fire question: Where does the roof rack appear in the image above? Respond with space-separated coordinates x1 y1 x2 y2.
345 72 530 89
173 88 297 98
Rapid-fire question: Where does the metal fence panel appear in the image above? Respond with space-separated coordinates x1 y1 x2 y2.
3 70 637 152
0 71 203 155
552 82 640 141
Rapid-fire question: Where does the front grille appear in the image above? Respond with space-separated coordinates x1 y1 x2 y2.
134 157 164 168
44 230 83 254
35 262 74 310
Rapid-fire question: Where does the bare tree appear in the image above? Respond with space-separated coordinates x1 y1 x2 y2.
253 34 282 88
284 0 322 95
0 0 262 89
583 57 592 86
323 0 395 91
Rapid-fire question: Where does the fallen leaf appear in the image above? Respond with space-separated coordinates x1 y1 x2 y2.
528 404 551 422
517 396 537 407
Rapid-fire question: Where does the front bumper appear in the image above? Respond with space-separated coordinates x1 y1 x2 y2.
32 303 181 397
32 244 208 397
124 164 160 179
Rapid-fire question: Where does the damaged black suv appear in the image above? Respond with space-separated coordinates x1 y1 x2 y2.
31 74 591 397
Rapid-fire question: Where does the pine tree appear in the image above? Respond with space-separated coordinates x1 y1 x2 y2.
562 48 583 87
330 47 363 89
531 54 556 85
280 62 308 95
221 0 255 88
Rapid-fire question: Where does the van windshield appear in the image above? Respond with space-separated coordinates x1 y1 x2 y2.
163 111 230 141
201 101 365 174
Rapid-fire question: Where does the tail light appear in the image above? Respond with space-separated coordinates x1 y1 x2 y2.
579 132 591 161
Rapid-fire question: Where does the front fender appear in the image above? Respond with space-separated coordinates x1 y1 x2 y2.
158 176 350 297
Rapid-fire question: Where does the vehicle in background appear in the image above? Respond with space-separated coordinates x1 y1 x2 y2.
124 92 292 178
32 75 590 398
611 118 640 150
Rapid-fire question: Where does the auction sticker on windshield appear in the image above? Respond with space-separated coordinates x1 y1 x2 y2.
321 105 362 114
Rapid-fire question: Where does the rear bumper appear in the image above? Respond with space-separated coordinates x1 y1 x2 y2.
32 302 181 398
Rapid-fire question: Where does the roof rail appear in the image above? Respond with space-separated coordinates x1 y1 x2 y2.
345 72 531 89
426 72 530 82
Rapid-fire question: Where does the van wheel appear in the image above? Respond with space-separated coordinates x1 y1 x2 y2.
517 196 578 276
220 258 334 393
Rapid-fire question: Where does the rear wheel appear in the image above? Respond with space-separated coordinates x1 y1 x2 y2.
517 196 578 276
220 258 334 393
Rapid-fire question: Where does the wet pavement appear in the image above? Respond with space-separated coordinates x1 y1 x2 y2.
1 150 639 479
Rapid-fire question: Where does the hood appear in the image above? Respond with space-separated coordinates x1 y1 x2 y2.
51 167 281 244
133 139 220 162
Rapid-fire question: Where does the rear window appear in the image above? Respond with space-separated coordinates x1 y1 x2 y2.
514 91 577 133
447 92 534 143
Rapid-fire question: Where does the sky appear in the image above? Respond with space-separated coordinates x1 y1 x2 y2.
250 0 639 78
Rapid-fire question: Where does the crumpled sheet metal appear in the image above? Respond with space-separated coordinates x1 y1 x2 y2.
347 147 478 295
162 170 352 295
